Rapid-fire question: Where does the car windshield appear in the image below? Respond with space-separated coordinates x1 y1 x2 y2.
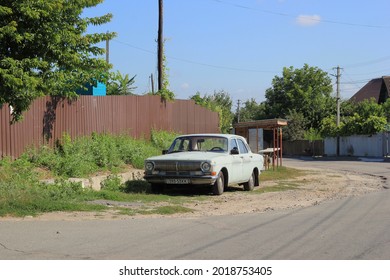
168 136 228 153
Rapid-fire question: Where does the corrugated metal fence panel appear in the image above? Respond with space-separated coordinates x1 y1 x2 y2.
0 105 11 157
0 95 219 158
341 134 383 157
325 134 386 157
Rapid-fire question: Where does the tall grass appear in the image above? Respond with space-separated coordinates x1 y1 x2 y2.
27 130 175 178
0 130 178 217
0 157 104 216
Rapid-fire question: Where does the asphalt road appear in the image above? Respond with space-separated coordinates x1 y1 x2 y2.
1 158 389 260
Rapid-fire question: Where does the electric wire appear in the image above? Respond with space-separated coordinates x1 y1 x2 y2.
211 0 390 29
113 39 278 74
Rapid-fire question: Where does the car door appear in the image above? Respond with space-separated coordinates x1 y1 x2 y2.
228 138 243 184
237 138 253 182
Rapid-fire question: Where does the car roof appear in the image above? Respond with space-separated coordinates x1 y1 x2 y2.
175 133 244 140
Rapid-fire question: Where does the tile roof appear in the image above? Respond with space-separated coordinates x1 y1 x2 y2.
350 76 390 104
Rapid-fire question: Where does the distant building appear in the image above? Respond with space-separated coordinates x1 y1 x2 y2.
76 81 106 96
350 76 390 104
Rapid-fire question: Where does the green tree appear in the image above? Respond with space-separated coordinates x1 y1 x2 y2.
107 71 136 95
264 64 335 134
191 90 234 133
320 98 387 136
383 99 390 121
235 98 266 123
0 0 115 121
283 109 308 141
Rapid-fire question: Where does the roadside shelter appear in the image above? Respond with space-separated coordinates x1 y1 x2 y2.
233 119 288 169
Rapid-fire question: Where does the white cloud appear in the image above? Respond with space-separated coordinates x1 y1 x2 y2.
296 14 321 26
181 83 190 90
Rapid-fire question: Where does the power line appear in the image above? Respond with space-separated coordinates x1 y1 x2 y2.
343 67 390 76
113 39 279 74
211 0 390 29
343 56 390 68
112 40 389 78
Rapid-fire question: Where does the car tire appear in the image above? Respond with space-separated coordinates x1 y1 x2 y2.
212 171 224 195
244 171 255 191
150 183 164 194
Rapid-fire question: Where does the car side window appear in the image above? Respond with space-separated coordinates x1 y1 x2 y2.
237 139 248 154
230 139 238 152
171 138 189 152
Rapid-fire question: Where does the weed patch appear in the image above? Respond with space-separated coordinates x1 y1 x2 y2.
260 167 307 182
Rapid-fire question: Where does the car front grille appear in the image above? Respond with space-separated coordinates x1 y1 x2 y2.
154 161 201 172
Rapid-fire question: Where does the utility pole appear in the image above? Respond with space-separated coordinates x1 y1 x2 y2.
237 99 241 123
335 66 341 127
332 66 342 156
150 74 155 95
106 31 110 64
157 0 164 91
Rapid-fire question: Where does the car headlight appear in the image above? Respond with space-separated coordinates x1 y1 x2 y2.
145 161 155 172
200 161 211 172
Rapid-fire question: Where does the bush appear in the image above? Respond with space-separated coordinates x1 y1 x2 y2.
27 130 177 177
150 129 178 150
1 130 179 216
100 174 122 192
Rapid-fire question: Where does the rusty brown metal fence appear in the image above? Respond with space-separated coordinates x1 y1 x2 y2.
0 95 220 158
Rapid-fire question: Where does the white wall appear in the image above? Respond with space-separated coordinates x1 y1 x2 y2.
325 133 388 157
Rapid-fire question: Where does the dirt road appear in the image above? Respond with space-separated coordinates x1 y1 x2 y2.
14 162 384 221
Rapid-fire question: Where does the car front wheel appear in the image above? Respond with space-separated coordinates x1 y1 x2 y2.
212 171 224 195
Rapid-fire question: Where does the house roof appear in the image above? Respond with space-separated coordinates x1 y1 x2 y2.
350 76 390 104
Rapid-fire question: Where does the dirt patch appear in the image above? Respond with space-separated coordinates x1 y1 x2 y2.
6 168 386 222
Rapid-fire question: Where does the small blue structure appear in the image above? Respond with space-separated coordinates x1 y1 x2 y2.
77 81 106 96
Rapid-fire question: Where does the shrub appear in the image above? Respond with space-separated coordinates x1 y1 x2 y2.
150 129 178 150
100 174 122 192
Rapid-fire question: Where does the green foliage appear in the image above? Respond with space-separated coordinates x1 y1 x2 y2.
107 71 137 95
156 88 175 101
154 39 175 101
100 174 122 192
235 98 266 122
0 130 198 217
150 129 178 150
0 0 115 121
283 109 308 141
320 116 339 137
0 158 104 216
191 90 234 133
264 64 335 139
383 99 390 121
28 132 169 177
304 128 322 141
320 98 388 137
260 167 307 182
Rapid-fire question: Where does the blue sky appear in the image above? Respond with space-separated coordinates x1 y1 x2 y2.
84 0 390 106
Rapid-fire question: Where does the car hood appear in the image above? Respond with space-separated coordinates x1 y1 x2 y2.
146 151 226 162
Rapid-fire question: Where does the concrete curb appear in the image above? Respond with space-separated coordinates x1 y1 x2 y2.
41 169 144 191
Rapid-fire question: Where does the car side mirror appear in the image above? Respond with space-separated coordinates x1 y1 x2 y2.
162 150 168 155
230 148 239 155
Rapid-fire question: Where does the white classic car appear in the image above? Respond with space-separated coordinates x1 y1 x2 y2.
144 134 264 195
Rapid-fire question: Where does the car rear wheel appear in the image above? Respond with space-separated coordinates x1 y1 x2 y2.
244 171 255 191
212 171 224 195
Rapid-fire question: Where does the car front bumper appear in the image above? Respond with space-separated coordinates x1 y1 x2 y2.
144 174 219 185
